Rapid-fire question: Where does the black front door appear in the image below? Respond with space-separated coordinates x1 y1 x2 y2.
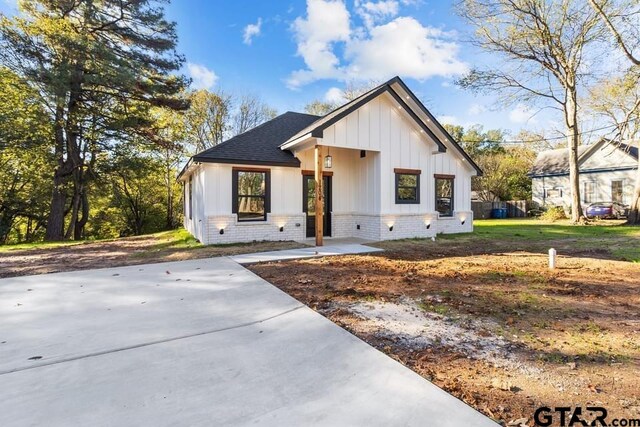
303 175 331 238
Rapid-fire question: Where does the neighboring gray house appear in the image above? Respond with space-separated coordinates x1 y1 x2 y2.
530 139 638 208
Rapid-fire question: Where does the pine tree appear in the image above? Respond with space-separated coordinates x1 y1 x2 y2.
0 0 189 240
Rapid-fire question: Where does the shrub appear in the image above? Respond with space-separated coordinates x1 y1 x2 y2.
539 206 567 222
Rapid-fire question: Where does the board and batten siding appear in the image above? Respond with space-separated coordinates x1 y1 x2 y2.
183 164 207 243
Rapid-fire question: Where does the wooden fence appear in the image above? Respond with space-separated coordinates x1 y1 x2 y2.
471 200 529 219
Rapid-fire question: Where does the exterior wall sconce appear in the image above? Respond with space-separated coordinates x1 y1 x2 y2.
461 219 466 225
219 228 225 235
426 223 431 229
389 225 394 232
279 226 284 232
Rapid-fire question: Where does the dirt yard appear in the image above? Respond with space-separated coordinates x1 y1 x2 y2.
249 220 640 426
0 230 303 278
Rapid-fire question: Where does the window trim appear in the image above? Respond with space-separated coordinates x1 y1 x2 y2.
394 168 421 204
232 167 271 222
188 177 193 220
434 174 455 217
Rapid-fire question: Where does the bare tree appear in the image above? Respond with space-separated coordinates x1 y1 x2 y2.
232 94 277 136
184 89 232 152
304 80 382 116
588 0 640 224
456 0 606 222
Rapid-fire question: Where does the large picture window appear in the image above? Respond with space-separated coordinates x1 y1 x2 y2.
232 168 270 221
394 168 421 204
435 175 454 217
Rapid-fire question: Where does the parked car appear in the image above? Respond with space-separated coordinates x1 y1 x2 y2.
585 202 629 219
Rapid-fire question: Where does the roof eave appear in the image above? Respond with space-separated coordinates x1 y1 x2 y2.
280 132 314 150
191 156 301 168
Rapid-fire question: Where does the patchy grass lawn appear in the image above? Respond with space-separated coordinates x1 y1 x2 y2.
249 219 640 426
0 229 304 278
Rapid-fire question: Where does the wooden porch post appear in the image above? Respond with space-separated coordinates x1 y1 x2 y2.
314 145 324 246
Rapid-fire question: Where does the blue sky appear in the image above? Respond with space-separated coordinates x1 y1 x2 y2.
1 0 554 135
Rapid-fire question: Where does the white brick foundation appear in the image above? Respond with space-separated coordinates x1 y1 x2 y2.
199 211 473 245
203 214 305 245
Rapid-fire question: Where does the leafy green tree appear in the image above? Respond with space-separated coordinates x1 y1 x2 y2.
105 146 170 236
0 0 189 241
443 124 534 201
0 68 53 243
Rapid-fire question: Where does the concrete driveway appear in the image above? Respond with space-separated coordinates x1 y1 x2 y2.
0 256 496 426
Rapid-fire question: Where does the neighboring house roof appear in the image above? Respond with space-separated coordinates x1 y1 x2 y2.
192 111 320 167
529 146 591 177
529 139 639 178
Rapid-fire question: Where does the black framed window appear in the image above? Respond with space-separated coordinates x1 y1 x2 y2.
435 175 454 217
395 169 420 204
232 169 271 221
188 177 193 220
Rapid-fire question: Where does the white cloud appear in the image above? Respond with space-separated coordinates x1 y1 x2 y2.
187 63 218 90
243 18 262 45
344 17 468 82
355 0 399 28
509 103 538 124
287 1 467 88
288 0 351 88
437 115 460 125
324 87 346 104
467 103 485 116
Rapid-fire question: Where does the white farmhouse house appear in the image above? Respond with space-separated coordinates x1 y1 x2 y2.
530 139 638 208
178 77 482 245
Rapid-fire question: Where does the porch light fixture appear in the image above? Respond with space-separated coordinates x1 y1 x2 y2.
324 147 332 168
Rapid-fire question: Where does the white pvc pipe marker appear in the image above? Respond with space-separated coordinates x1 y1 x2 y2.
549 248 557 269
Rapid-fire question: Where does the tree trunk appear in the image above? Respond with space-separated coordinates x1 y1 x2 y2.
75 191 89 239
0 210 15 244
45 105 69 241
627 148 640 225
565 89 584 223
65 188 80 240
45 172 68 241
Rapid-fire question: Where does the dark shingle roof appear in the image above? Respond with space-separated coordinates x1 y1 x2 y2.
192 112 321 167
529 140 638 177
618 141 639 160
529 146 591 177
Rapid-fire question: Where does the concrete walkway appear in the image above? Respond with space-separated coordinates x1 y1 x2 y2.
0 249 496 426
230 242 383 264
